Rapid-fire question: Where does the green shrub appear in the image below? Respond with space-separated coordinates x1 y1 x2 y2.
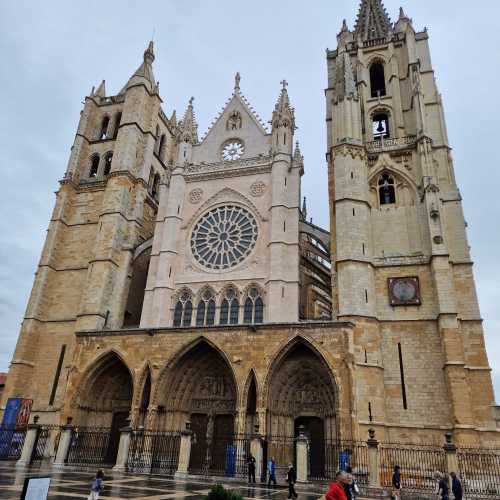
204 484 244 500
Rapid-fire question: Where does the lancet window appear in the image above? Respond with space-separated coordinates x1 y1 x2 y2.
243 286 264 324
196 288 216 326
220 287 240 325
88 154 100 178
173 290 193 327
370 62 386 98
378 173 396 205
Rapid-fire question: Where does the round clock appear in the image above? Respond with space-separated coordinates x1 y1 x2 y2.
392 279 417 302
222 140 244 161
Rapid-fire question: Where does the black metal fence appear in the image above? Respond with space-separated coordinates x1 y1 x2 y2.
189 433 251 477
319 440 369 485
380 443 447 493
127 430 181 475
66 427 113 466
457 447 500 498
0 427 27 460
31 426 59 465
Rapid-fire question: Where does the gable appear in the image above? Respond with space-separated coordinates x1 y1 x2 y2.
191 92 270 164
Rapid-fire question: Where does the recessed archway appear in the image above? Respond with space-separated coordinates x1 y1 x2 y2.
266 339 338 478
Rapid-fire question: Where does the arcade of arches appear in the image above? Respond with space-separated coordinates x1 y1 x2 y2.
67 333 346 472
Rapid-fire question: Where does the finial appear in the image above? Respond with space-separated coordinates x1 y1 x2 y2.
280 79 288 90
144 40 155 64
189 96 194 106
341 19 348 32
234 72 241 92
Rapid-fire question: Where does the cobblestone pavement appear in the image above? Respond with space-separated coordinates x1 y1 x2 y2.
0 463 334 500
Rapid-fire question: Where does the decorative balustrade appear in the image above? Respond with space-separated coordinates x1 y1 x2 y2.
366 135 417 154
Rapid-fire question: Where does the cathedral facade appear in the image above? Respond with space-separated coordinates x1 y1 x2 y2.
2 0 499 472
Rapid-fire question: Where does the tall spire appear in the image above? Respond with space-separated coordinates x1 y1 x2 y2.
354 0 392 42
120 41 157 94
178 97 199 144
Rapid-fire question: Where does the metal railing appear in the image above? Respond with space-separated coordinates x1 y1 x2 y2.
0 427 27 460
31 425 59 465
380 442 447 493
127 430 181 475
457 447 500 498
66 427 112 466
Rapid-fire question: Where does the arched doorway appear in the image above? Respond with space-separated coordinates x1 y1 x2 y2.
74 352 133 463
157 340 237 474
267 340 338 479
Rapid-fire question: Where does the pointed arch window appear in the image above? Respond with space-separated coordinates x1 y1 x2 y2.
378 173 396 205
370 62 386 98
173 290 193 327
243 287 264 324
196 289 216 326
89 154 100 178
220 287 239 325
99 116 110 140
103 152 113 176
372 113 390 139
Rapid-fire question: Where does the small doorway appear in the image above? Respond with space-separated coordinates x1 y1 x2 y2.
295 416 325 478
106 412 129 463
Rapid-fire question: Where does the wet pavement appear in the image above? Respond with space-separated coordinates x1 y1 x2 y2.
0 463 331 499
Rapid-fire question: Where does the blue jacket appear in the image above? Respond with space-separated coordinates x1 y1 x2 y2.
268 460 276 474
91 478 103 492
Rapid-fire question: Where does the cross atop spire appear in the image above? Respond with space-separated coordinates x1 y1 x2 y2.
354 0 392 42
280 79 288 90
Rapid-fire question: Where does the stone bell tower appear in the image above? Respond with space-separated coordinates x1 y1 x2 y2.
327 0 497 441
1 42 176 420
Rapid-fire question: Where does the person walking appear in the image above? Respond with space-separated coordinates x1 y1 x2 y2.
267 457 277 487
325 471 349 500
247 453 256 484
345 466 359 499
450 472 463 500
438 472 450 500
87 470 104 500
392 465 402 500
286 463 298 499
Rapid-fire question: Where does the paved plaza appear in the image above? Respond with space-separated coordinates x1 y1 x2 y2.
0 463 349 500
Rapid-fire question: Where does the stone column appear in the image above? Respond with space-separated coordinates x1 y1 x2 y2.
295 426 309 483
16 418 40 468
113 426 132 472
367 428 380 487
175 421 193 479
250 424 263 482
443 433 459 491
53 421 74 468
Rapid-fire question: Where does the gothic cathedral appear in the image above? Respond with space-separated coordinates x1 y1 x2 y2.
2 0 499 471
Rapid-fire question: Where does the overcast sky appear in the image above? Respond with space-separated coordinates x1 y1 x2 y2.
1 0 499 401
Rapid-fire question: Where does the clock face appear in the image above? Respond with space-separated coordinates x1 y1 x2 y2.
388 277 421 306
222 140 244 161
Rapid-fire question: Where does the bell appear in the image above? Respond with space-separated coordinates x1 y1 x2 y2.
376 120 385 133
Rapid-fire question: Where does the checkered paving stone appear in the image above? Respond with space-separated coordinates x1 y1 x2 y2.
0 462 362 500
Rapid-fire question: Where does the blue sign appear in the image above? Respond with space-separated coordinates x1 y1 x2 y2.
225 445 236 476
339 450 350 471
1 398 22 428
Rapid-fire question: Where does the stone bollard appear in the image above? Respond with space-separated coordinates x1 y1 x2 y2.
16 416 40 468
175 421 193 479
113 425 132 472
367 428 380 487
443 433 459 490
53 418 74 468
295 425 309 483
250 423 263 481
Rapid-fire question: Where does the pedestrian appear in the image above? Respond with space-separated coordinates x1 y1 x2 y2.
87 470 104 500
247 453 256 484
392 465 401 500
438 472 450 500
325 470 349 500
287 463 298 499
450 472 463 500
345 466 359 499
267 457 277 487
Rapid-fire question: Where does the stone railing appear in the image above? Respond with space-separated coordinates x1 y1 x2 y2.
366 135 417 154
185 155 271 175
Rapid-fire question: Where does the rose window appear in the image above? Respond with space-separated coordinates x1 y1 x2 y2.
191 205 258 270
222 140 244 161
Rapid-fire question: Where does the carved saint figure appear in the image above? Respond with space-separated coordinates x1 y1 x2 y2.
227 110 242 130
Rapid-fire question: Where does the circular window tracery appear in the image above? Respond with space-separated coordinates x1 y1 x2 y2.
191 205 258 270
222 140 244 161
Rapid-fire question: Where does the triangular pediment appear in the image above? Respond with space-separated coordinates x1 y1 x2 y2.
191 90 270 164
